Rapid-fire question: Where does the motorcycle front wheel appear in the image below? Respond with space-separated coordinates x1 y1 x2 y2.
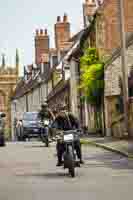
41 135 49 147
45 137 49 147
67 146 75 178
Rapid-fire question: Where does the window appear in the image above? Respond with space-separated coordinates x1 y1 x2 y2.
52 56 58 67
0 92 5 111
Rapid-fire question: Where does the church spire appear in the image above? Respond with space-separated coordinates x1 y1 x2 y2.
1 53 6 68
15 49 19 75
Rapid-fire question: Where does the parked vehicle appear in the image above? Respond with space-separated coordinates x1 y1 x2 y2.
18 112 41 141
39 119 49 147
0 112 6 147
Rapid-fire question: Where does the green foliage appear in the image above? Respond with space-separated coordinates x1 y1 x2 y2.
5 128 11 140
80 48 104 106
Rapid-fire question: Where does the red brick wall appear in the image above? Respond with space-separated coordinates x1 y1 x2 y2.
97 0 133 54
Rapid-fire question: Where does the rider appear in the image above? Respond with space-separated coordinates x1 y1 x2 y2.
38 101 54 137
55 111 84 166
38 101 54 122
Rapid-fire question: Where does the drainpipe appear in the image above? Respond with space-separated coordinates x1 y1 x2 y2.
118 0 129 137
26 94 29 112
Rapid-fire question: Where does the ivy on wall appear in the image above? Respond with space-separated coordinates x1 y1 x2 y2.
79 48 104 108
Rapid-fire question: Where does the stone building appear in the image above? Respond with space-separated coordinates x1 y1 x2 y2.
92 0 133 137
104 33 133 138
0 50 19 138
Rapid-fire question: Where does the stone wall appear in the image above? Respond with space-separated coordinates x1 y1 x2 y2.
48 81 70 112
106 97 133 138
129 98 133 137
104 36 133 137
70 59 80 119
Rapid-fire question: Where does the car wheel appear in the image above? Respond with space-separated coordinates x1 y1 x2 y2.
0 135 5 147
16 126 23 141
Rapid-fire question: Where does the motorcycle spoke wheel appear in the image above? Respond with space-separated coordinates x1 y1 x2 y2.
69 165 75 178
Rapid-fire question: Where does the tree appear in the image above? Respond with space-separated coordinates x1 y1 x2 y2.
79 48 104 130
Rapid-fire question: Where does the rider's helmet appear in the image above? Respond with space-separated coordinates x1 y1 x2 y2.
41 100 48 109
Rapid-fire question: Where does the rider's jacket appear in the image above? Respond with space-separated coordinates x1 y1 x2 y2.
38 108 53 122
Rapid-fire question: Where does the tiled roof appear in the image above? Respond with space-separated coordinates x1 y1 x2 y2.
47 79 70 100
11 75 40 100
12 62 52 100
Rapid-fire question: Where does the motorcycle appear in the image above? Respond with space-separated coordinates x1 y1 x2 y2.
39 119 49 147
59 130 80 178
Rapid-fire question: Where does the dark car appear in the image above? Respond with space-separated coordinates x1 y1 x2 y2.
0 112 6 146
19 112 41 141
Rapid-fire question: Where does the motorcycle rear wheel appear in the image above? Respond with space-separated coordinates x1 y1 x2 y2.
69 164 75 177
41 136 49 147
67 146 75 178
45 137 49 147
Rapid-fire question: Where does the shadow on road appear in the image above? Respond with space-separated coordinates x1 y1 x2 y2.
84 151 133 170
24 145 46 148
16 172 69 179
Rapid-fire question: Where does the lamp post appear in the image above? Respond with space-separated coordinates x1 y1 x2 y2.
12 99 17 141
118 0 129 137
13 100 17 113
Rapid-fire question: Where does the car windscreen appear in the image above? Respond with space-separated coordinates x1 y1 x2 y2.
23 113 38 121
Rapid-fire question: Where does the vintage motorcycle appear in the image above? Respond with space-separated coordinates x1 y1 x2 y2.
57 130 81 178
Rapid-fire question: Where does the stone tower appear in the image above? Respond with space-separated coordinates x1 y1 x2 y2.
54 14 71 50
1 54 6 68
35 29 50 64
83 0 97 27
0 52 19 139
15 49 19 75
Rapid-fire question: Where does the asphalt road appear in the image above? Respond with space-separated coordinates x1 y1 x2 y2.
0 141 133 200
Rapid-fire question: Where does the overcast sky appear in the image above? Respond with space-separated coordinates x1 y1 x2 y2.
0 0 84 74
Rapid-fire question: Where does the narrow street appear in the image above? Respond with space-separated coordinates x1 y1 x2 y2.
0 141 132 200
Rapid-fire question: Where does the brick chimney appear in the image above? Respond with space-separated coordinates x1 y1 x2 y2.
35 29 50 65
83 0 97 27
54 14 71 50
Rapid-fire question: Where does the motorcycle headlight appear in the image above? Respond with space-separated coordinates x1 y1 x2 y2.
38 122 42 127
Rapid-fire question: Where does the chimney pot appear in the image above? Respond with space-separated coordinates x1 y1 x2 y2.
40 29 43 35
63 13 68 22
57 16 61 22
36 29 39 36
44 29 47 35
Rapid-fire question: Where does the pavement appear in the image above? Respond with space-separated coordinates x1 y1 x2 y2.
0 141 133 200
80 135 133 158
